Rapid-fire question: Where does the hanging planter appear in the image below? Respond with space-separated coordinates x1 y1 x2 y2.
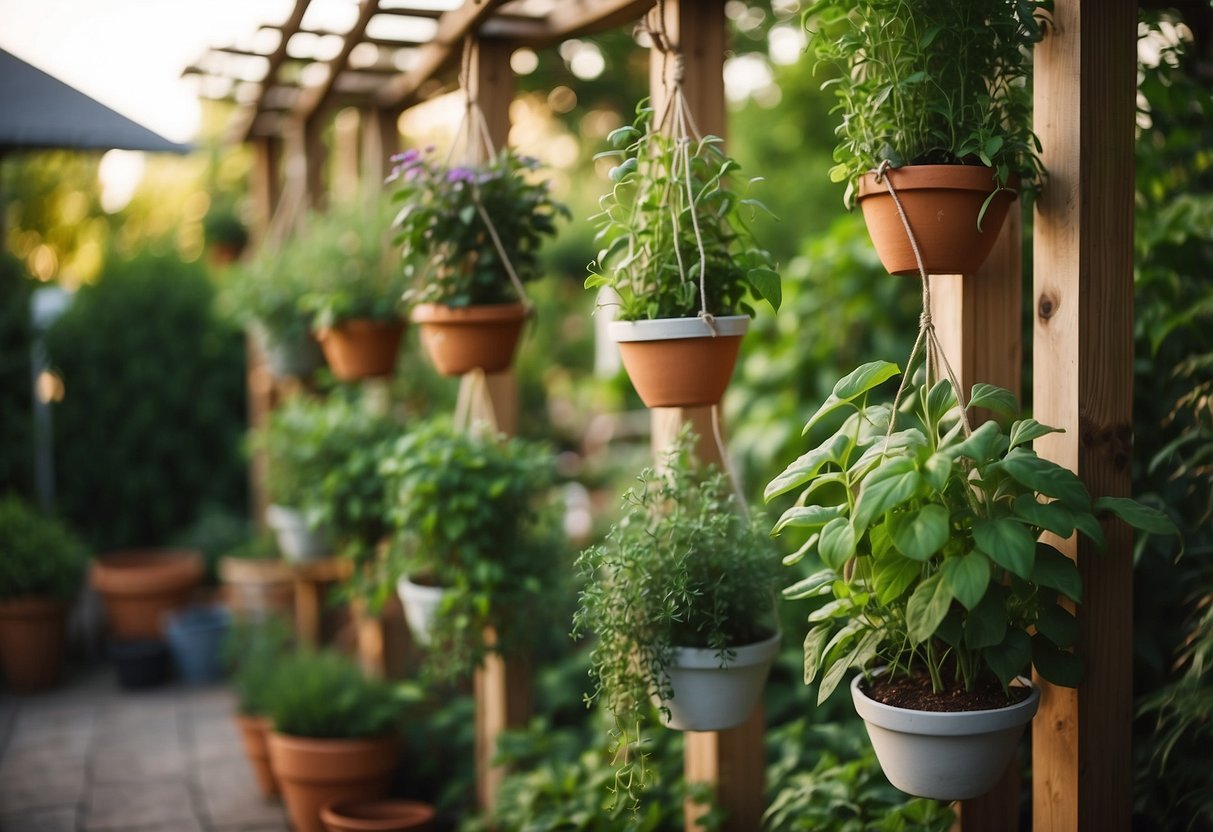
857 166 1019 276
394 575 447 647
252 323 326 380
266 505 331 564
661 631 781 732
609 316 749 408
316 319 406 381
410 302 529 376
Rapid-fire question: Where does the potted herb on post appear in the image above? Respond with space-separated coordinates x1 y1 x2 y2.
572 431 781 804
766 361 1177 800
805 0 1047 275
390 147 566 376
588 104 781 407
0 496 87 692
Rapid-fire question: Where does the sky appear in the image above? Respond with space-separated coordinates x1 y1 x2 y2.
0 0 290 143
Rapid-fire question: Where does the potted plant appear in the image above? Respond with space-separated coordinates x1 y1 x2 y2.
90 548 204 640
165 604 232 684
572 430 781 804
805 0 1047 275
391 146 567 376
586 104 780 408
765 361 1177 800
0 496 87 692
320 800 436 832
204 199 250 266
218 536 295 621
226 616 295 798
298 200 409 381
263 650 405 832
380 419 564 679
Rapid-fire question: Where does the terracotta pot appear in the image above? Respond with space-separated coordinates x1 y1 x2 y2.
219 556 295 620
91 550 204 639
609 316 749 408
268 732 400 832
320 800 436 832
316 319 406 381
236 714 280 797
857 165 1018 276
658 631 781 732
411 303 529 376
0 597 68 693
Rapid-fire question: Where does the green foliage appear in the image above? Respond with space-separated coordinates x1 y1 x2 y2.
381 419 565 680
261 650 408 739
203 201 249 251
171 506 251 585
225 616 295 716
572 430 780 807
218 240 315 348
391 147 567 308
586 104 780 321
805 0 1047 207
45 251 246 551
0 495 87 601
0 254 34 498
769 362 1175 701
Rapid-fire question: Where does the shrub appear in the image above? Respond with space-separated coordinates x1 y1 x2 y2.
262 650 405 739
0 494 87 601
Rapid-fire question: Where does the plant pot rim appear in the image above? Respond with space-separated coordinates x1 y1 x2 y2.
91 549 205 594
320 799 436 830
316 317 406 337
857 164 1021 199
396 575 447 595
609 315 750 343
670 629 781 670
410 302 530 325
218 555 292 582
851 672 1040 736
268 731 400 753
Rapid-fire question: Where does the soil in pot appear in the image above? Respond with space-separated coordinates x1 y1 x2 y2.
320 799 436 832
235 714 279 797
316 319 406 381
863 667 1031 712
411 303 529 376
109 639 171 690
610 316 748 408
165 604 231 684
268 733 400 832
0 598 68 693
659 630 780 732
91 549 204 639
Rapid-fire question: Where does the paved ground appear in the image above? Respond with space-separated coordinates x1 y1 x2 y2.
0 667 289 832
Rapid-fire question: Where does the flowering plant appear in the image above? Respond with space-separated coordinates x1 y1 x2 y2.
389 147 568 308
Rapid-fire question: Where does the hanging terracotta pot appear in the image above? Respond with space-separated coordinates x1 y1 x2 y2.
268 732 400 832
235 714 280 797
411 303 529 376
316 319 406 381
656 631 780 732
609 316 749 408
320 799 436 832
0 597 69 692
857 165 1018 276
90 549 204 639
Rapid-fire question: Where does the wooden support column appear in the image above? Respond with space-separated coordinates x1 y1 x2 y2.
249 136 282 246
1031 1 1136 830
360 108 400 196
647 3 764 830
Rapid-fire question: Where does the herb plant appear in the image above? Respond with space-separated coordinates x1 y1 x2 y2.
805 0 1048 207
262 650 405 739
225 616 295 717
390 147 567 308
0 496 87 601
767 361 1176 703
586 104 781 321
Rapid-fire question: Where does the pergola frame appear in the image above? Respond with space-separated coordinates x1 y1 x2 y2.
197 0 1140 828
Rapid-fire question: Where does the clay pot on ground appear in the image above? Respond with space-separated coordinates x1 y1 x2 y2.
316 319 406 381
219 556 295 620
0 598 69 693
411 302 529 376
609 316 749 408
164 604 231 684
90 549 204 639
857 164 1018 276
320 799 436 832
265 505 331 564
657 630 781 732
235 714 279 797
268 732 400 832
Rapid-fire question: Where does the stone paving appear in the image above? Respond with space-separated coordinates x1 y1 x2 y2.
0 667 289 832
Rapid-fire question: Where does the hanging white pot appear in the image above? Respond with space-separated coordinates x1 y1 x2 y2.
264 505 330 563
395 576 448 647
850 673 1041 801
657 630 780 732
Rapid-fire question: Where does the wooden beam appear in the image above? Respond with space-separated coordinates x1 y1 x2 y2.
374 0 509 110
483 0 655 46
240 0 312 142
294 0 380 123
1031 1 1137 830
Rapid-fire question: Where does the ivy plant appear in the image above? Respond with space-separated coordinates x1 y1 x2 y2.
766 361 1177 703
0 496 87 601
805 0 1049 208
586 103 781 321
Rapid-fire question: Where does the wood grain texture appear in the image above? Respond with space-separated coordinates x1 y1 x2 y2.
1031 1 1137 829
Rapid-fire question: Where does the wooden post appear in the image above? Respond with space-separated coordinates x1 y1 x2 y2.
1031 1 1136 830
361 107 400 196
249 136 282 245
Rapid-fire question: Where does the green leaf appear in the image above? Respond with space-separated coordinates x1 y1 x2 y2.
925 379 958 427
818 651 853 704
1032 635 1084 687
765 434 850 501
888 505 950 561
1036 604 1077 649
1012 495 1075 537
997 449 1092 510
783 568 837 600
973 518 1036 579
747 267 782 312
772 504 844 535
946 420 1003 463
1032 544 1082 603
818 517 857 571
803 624 831 684
854 458 921 530
1009 418 1063 449
608 157 637 182
1094 496 1178 536
873 554 921 604
458 205 476 225
905 574 953 644
985 629 1032 687
781 534 818 567
942 552 991 610
964 588 1008 649
923 452 952 492
968 384 1019 418
803 361 900 435
1071 511 1106 548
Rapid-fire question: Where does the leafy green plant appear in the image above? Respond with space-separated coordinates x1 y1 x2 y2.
390 147 567 308
805 0 1048 207
225 615 295 717
767 360 1176 703
572 430 780 805
261 650 407 739
203 201 249 254
381 419 565 680
586 103 780 321
218 242 315 351
0 495 87 601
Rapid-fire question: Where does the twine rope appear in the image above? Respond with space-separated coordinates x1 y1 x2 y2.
454 367 501 438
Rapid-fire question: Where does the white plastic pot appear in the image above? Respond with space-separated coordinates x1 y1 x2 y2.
265 505 330 563
607 315 750 343
658 631 781 732
851 673 1041 801
395 576 448 646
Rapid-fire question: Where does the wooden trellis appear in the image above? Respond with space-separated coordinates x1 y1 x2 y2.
194 0 1142 828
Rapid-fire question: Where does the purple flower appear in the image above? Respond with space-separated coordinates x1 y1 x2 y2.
390 149 420 164
446 167 476 183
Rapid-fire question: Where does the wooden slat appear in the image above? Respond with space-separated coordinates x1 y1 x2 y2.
483 0 655 46
294 0 380 123
1031 1 1137 830
240 0 312 142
